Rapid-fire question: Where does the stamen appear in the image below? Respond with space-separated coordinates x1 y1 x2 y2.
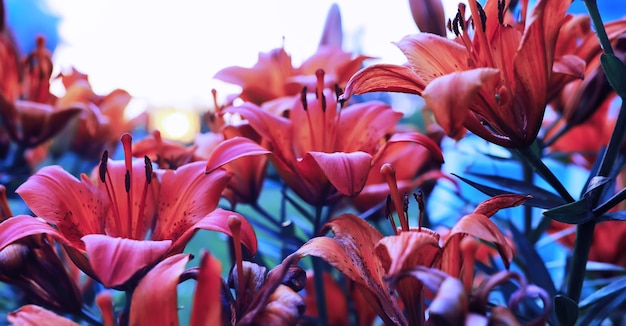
121 133 133 238
300 86 308 111
334 84 343 102
144 156 153 185
498 0 505 25
452 13 461 36
99 151 108 183
381 163 408 232
153 130 163 168
228 215 244 304
413 191 425 232
476 2 487 33
456 9 465 32
385 195 398 235
211 88 220 114
134 156 152 239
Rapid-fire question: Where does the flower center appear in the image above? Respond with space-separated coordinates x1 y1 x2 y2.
98 133 153 238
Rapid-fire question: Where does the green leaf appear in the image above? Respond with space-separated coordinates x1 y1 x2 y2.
600 54 626 99
466 172 567 209
579 275 626 325
598 211 626 222
554 295 578 326
579 275 626 310
542 199 593 224
452 173 565 209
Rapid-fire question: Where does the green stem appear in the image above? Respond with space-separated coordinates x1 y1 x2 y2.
583 0 614 56
516 145 575 203
542 123 572 149
312 205 328 326
522 158 534 236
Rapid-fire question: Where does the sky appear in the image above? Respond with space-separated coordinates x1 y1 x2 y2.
28 0 466 111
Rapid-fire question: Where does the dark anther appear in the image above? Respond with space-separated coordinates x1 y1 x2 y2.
456 9 465 31
447 18 453 33
413 191 425 214
385 195 392 219
402 192 409 219
321 93 327 112
99 150 108 183
334 83 343 102
300 86 308 111
125 170 131 193
498 0 505 25
452 12 461 36
144 156 153 184
476 1 487 32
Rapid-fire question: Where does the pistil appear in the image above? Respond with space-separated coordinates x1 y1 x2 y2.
99 150 123 235
121 133 134 239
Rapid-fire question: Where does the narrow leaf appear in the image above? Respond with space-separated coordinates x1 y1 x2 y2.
600 54 626 99
543 199 593 224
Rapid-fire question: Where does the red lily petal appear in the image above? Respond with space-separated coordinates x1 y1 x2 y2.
336 101 402 153
422 68 500 140
226 103 296 171
445 213 514 268
385 132 444 164
473 194 532 217
343 64 426 100
152 162 231 242
287 214 406 325
303 151 372 197
318 3 343 48
395 33 469 84
0 215 71 250
16 166 106 249
82 234 172 288
205 136 270 174
376 231 441 276
129 254 191 326
171 208 258 255
190 251 222 326
8 305 79 326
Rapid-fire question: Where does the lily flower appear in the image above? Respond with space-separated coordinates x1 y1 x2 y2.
220 70 442 206
0 133 257 290
342 0 575 148
214 4 370 115
21 35 54 104
282 163 527 324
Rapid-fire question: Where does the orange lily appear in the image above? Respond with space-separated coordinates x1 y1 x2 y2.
132 129 198 169
283 164 526 324
214 4 370 115
21 35 54 104
342 0 576 148
0 133 257 289
221 71 442 206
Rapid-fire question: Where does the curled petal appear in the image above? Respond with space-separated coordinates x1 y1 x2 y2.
82 234 172 288
0 215 71 251
171 209 258 255
342 64 426 101
251 285 305 326
302 151 372 197
129 254 191 326
473 194 532 217
422 68 500 140
205 137 271 174
8 305 79 326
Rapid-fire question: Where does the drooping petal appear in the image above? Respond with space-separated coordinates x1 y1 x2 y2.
375 231 441 276
473 194 532 217
129 254 191 326
0 215 71 251
152 162 231 242
286 214 406 325
302 151 372 197
385 132 444 164
82 234 172 288
422 68 500 140
16 166 106 249
7 305 79 326
170 209 258 255
342 64 426 100
190 251 222 326
445 213 514 268
205 136 271 174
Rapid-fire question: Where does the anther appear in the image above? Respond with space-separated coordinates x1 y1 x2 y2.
144 156 152 184
300 86 308 111
385 195 398 235
99 151 108 183
334 84 343 102
125 170 131 193
476 2 487 33
498 0 505 25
